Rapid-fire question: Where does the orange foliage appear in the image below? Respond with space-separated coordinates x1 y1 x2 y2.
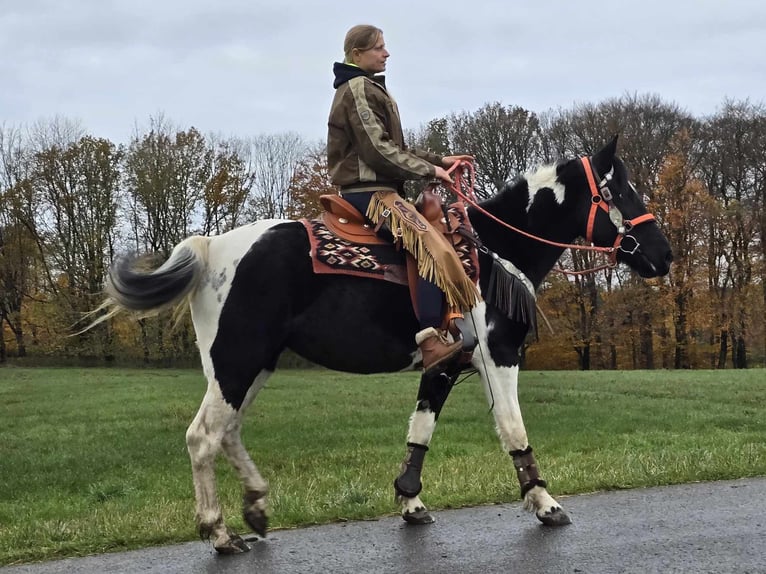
287 149 336 219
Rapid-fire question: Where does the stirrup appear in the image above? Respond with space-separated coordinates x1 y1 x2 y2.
448 316 478 352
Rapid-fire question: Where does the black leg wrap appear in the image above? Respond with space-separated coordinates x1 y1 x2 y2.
510 446 548 498
394 442 428 498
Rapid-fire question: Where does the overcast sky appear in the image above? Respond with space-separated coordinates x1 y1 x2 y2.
2 0 764 146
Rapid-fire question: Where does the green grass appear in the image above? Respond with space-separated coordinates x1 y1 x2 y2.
0 367 764 565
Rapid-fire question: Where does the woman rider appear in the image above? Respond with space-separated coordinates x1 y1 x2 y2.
326 24 479 375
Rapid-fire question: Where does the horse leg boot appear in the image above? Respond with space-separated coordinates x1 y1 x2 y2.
395 370 455 524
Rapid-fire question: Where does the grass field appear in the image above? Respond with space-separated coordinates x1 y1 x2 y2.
0 367 764 566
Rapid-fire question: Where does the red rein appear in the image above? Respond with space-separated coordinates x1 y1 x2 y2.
444 159 656 276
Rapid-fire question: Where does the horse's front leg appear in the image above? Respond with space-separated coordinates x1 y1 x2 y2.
477 357 572 526
394 370 454 524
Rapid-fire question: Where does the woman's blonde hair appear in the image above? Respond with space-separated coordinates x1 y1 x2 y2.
343 25 383 64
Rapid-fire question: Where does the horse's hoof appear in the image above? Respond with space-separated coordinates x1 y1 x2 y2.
537 507 572 527
214 533 251 554
403 509 435 525
244 510 268 537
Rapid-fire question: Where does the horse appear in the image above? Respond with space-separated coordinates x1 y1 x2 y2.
93 136 672 553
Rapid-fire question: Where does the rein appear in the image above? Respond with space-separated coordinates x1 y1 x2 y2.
443 159 656 276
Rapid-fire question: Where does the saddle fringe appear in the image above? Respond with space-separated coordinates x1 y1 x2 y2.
366 192 479 312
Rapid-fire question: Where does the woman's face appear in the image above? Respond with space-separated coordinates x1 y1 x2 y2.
353 34 389 74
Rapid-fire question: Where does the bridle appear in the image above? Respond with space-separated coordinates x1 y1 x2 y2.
444 159 657 276
580 156 656 265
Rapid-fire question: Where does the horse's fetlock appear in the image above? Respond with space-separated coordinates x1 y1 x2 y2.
197 514 224 541
243 488 268 507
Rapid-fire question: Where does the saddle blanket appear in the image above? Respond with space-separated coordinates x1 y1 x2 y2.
300 203 479 286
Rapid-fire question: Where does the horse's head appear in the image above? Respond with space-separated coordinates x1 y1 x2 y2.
567 136 673 278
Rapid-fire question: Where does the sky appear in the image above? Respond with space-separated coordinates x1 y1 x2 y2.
2 0 765 146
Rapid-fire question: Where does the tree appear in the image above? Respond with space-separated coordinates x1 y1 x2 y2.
541 93 692 369
200 136 254 236
247 132 309 220
125 118 209 255
30 134 122 357
449 102 543 198
697 101 764 368
124 118 209 362
653 129 713 368
0 125 35 360
287 144 334 220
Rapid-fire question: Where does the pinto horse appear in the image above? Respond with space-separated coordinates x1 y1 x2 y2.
95 136 672 553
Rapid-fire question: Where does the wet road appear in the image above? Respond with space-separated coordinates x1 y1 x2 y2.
3 477 765 574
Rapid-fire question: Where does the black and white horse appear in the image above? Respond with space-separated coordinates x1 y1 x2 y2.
96 137 672 553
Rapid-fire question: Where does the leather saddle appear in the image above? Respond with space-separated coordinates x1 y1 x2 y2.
319 193 464 245
311 192 480 358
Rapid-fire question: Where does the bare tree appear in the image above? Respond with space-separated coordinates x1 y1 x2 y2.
0 125 37 359
124 117 210 255
247 132 309 220
449 102 543 199
697 100 764 368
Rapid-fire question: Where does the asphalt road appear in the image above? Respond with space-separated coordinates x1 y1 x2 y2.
3 478 765 574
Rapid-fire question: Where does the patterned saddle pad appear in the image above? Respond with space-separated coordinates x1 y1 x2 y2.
300 202 479 286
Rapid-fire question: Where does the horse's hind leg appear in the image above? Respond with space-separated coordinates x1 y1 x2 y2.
185 369 271 554
186 384 247 553
220 371 272 540
395 371 454 524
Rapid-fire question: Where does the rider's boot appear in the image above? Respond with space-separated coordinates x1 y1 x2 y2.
416 327 463 375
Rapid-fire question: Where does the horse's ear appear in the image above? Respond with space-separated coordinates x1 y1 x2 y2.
592 134 619 175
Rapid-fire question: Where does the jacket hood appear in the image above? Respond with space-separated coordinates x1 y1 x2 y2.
333 62 386 89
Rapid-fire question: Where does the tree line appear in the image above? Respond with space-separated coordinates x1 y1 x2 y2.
1 93 764 369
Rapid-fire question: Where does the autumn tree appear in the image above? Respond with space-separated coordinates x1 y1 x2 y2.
653 129 713 368
287 144 334 219
124 118 209 362
0 125 37 360
200 136 254 236
30 134 122 357
540 94 692 368
699 102 765 367
124 118 209 255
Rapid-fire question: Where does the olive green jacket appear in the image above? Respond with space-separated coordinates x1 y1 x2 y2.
327 63 443 195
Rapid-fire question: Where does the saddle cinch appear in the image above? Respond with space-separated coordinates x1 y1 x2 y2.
301 192 480 354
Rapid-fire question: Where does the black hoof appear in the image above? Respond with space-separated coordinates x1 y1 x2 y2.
403 509 435 525
537 507 572 527
214 533 251 554
244 510 268 537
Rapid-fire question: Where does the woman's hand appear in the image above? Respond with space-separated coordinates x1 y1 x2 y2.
442 154 474 168
434 166 454 184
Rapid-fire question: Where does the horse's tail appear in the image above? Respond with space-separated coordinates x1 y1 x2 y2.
78 236 209 332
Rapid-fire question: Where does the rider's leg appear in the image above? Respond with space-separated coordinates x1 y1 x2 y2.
343 190 462 374
415 278 461 375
